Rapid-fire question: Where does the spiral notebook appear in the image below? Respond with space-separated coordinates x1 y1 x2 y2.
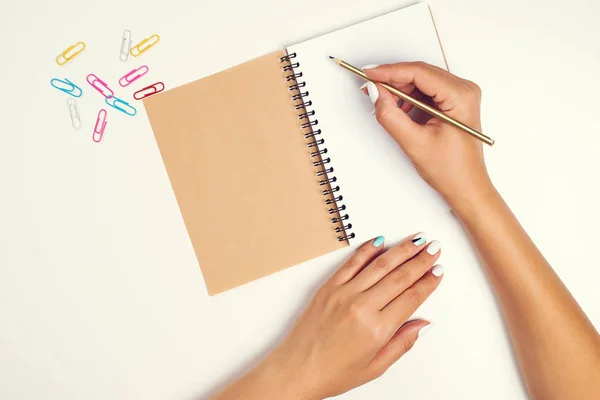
144 2 449 295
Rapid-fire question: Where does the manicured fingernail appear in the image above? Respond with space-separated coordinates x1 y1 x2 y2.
361 64 379 70
431 264 444 277
398 99 403 107
427 240 441 255
359 82 368 90
418 323 433 338
366 82 379 105
373 236 385 247
412 232 426 246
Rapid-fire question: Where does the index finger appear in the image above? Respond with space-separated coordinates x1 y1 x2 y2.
363 62 464 111
350 233 427 291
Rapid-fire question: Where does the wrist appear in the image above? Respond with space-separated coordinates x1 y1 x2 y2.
444 177 499 220
254 350 317 400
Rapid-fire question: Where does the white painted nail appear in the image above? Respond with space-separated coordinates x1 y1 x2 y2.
361 64 380 70
362 64 379 106
418 323 433 338
359 82 368 90
426 240 441 255
431 264 444 277
366 82 379 104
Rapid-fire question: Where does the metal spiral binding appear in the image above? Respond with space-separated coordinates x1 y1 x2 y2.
280 52 355 242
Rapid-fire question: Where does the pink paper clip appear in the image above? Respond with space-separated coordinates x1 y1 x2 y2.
86 74 114 98
133 82 165 100
93 109 108 143
118 65 149 87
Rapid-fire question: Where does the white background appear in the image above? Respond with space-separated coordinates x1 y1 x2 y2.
2 0 599 399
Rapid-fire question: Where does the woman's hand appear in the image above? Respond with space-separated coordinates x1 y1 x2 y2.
362 62 492 210
213 235 443 400
360 63 600 400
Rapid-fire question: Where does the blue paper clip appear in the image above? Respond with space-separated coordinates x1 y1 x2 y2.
105 96 137 116
50 78 83 98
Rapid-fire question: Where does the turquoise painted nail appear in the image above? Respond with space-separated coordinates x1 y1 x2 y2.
398 99 403 107
412 233 426 246
373 236 385 247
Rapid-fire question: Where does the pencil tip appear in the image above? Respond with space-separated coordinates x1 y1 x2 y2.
328 55 335 59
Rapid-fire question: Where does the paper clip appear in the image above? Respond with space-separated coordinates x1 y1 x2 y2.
133 82 165 100
67 98 81 130
118 65 149 87
93 109 108 142
56 42 86 66
120 29 132 62
105 96 137 116
130 34 160 57
86 74 114 98
50 78 83 98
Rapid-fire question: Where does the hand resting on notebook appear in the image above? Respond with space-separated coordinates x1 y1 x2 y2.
213 234 442 399
212 62 600 400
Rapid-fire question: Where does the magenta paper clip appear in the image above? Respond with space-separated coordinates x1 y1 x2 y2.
93 109 108 143
86 74 114 98
118 65 149 87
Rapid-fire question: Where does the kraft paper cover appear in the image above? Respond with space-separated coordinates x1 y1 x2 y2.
144 51 346 295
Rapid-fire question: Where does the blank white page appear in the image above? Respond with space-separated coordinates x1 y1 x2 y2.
287 2 449 244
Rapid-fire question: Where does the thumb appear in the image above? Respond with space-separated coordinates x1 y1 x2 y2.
367 82 431 153
371 320 433 372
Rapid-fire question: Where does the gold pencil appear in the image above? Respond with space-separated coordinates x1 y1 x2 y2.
329 57 495 146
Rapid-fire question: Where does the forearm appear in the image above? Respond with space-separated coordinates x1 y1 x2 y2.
451 184 600 400
212 353 308 400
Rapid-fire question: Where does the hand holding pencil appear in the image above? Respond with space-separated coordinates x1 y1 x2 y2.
330 57 494 146
340 61 493 208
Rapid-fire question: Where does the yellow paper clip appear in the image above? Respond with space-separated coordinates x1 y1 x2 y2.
56 42 86 66
130 34 160 57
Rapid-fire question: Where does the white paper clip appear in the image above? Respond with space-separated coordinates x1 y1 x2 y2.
67 98 81 130
120 29 132 62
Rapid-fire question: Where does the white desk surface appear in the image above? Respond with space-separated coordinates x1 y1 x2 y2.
2 0 599 398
